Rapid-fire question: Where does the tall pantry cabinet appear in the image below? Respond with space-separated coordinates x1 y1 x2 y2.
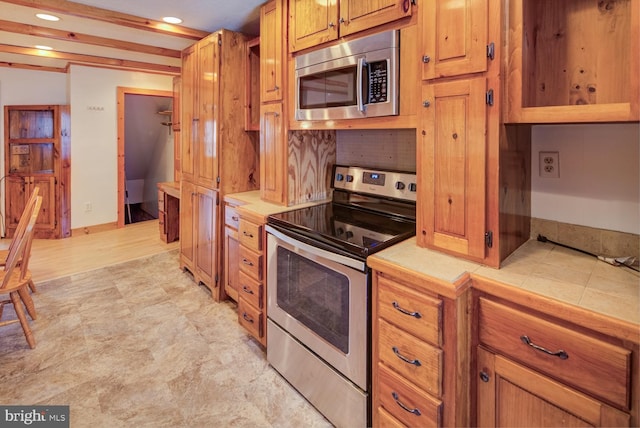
179 29 260 300
4 105 71 239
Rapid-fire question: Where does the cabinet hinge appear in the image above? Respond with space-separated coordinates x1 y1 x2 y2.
411 0 417 4
215 274 219 283
486 42 495 60
216 176 221 183
486 89 494 106
216 193 220 206
485 230 493 248
217 35 222 46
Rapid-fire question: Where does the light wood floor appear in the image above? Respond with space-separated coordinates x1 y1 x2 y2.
0 220 179 283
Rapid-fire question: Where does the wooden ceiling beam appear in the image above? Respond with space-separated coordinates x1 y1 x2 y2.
0 44 180 74
0 19 182 58
0 60 66 73
1 0 209 40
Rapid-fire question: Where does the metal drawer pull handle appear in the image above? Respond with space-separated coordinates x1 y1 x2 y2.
392 346 421 366
243 231 254 238
242 258 254 266
391 392 421 416
242 286 254 294
392 301 422 319
242 313 254 323
520 335 568 360
231 216 239 221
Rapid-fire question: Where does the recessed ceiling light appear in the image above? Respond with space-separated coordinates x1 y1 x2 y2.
34 45 53 50
36 13 60 21
162 16 182 24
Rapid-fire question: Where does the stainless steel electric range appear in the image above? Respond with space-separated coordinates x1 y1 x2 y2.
265 165 417 428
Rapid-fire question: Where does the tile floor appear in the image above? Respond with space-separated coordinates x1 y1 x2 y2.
0 251 333 427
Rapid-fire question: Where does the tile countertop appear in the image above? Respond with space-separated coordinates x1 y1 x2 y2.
369 237 640 342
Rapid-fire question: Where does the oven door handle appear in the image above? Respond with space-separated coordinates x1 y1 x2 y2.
266 225 366 272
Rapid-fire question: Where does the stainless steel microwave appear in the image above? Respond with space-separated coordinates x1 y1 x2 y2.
294 30 399 121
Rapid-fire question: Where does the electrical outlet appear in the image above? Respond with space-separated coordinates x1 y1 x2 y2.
84 202 92 212
539 151 559 178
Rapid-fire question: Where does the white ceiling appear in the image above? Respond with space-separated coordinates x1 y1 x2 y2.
0 0 264 74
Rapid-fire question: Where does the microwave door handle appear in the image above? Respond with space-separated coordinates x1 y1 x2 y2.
357 57 367 113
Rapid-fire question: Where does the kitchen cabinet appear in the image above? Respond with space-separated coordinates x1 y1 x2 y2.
260 0 284 103
157 182 180 243
223 201 241 301
420 0 488 80
417 0 531 268
506 0 639 123
237 215 266 346
371 266 471 427
288 0 414 53
259 0 288 205
180 181 218 289
4 105 70 239
179 29 260 299
245 37 261 131
475 293 634 426
172 76 181 180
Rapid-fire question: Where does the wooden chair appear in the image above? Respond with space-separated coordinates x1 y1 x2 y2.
0 186 40 293
0 196 42 349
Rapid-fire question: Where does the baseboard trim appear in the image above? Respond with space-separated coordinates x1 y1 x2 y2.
72 222 119 236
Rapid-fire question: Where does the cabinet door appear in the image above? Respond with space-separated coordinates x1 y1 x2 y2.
421 0 488 80
288 0 338 53
172 76 181 180
32 176 56 234
224 224 239 301
417 77 486 259
179 180 195 270
180 46 197 182
194 186 218 287
5 176 56 236
260 0 284 103
477 347 631 427
196 34 220 189
260 103 286 204
339 0 413 37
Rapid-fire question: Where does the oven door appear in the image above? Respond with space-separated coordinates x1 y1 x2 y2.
265 225 368 391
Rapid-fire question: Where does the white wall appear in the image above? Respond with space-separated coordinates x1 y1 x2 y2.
532 123 640 234
69 65 173 228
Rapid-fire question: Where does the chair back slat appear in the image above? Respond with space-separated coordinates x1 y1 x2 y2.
7 186 40 257
2 196 42 291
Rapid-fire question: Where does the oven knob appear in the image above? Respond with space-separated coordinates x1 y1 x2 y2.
336 173 344 182
336 227 344 236
346 175 354 183
345 231 354 239
395 181 405 190
409 183 417 192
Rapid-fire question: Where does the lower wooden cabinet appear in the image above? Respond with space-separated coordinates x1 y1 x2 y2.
475 293 635 427
158 185 179 243
5 175 57 238
237 215 266 346
223 202 240 301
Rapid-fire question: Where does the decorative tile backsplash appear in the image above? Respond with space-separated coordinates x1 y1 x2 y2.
531 218 640 260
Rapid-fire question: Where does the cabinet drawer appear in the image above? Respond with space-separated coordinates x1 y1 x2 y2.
239 245 262 281
158 190 165 210
378 275 442 346
378 318 442 398
377 407 405 428
238 271 262 309
378 364 442 427
238 298 263 339
239 219 262 252
225 205 240 229
478 297 631 409
158 210 166 232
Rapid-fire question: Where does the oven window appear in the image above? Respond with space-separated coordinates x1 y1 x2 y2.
276 246 349 354
299 67 357 109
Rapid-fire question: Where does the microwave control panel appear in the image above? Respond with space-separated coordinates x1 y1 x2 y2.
368 61 388 104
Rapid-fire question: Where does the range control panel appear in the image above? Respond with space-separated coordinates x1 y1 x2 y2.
332 165 417 202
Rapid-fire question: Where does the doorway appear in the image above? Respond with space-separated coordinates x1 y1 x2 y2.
116 87 174 228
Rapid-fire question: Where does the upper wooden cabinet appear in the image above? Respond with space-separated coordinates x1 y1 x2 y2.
506 0 639 123
288 0 414 53
4 105 70 239
420 0 489 80
417 77 487 260
261 0 285 103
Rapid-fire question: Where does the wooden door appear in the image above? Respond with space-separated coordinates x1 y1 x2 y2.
196 34 220 189
180 45 197 182
260 0 284 103
477 347 631 427
339 0 413 37
5 176 55 237
260 103 286 204
288 0 338 53
179 180 195 271
194 186 217 287
417 77 486 259
421 0 488 80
